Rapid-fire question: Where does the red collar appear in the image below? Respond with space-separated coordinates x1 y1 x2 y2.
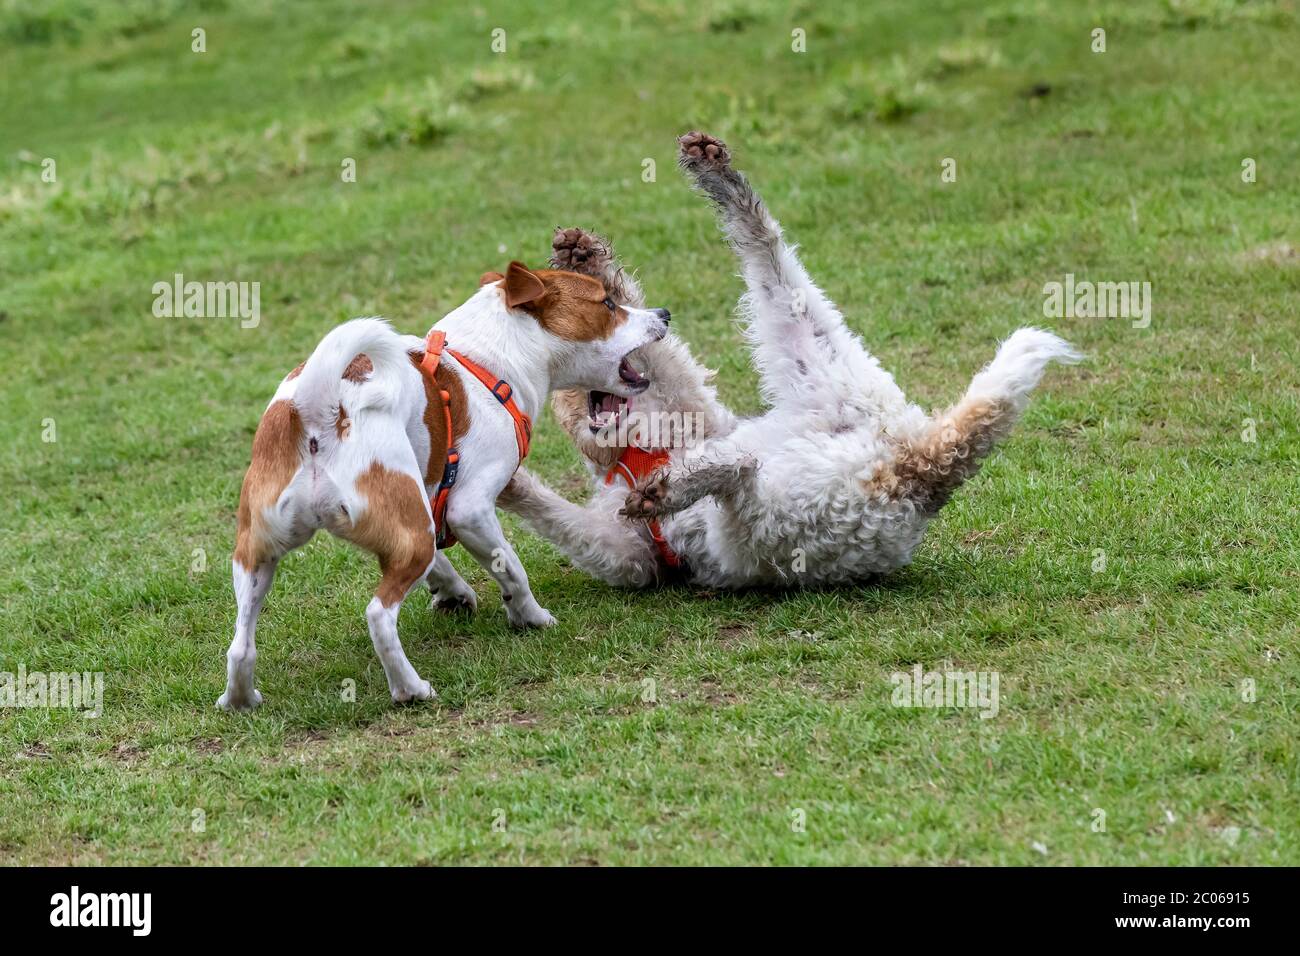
605 445 683 569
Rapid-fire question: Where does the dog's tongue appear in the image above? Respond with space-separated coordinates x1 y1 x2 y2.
591 392 624 428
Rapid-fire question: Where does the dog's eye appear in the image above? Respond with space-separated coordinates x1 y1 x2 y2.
603 298 615 311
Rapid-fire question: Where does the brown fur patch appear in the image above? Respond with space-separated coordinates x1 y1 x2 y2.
285 353 372 385
409 352 471 485
496 264 625 341
865 398 1012 514
343 353 373 383
335 403 351 441
530 269 626 341
233 400 303 570
346 462 436 606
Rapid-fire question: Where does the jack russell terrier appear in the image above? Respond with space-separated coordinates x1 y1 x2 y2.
500 133 1079 589
219 262 670 710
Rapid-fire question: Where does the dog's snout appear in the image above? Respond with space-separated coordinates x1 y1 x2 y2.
654 308 671 323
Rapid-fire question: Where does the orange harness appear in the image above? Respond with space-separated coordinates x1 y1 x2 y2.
604 445 685 571
418 329 532 549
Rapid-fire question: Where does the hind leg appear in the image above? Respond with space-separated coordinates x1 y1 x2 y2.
219 464 314 712
366 578 436 703
345 461 440 703
217 555 279 712
220 526 318 712
679 132 915 424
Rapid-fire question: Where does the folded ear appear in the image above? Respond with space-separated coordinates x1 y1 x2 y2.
479 271 505 287
504 261 546 309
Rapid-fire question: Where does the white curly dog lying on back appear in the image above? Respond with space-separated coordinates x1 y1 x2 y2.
500 132 1080 588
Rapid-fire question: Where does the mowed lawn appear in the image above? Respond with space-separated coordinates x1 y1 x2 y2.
1 0 1297 865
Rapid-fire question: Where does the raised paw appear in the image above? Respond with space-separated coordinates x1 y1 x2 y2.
620 475 669 520
551 227 614 276
678 131 731 171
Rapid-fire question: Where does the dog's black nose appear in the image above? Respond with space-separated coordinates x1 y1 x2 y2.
655 308 671 323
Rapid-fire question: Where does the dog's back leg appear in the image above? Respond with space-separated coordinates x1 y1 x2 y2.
679 132 915 424
218 556 280 712
219 401 314 711
339 456 439 703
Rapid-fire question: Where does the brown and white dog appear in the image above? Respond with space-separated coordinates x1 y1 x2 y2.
219 262 670 710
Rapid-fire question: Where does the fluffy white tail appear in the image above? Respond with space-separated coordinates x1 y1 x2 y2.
964 328 1083 414
292 317 411 438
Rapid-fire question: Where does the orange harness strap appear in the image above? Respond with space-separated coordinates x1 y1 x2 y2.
604 445 685 571
447 348 532 462
418 329 532 550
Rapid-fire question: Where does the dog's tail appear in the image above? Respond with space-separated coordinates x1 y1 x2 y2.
876 329 1081 513
292 317 411 449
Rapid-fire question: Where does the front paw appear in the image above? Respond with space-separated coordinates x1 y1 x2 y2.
431 584 478 614
507 599 557 629
678 131 732 172
621 476 668 519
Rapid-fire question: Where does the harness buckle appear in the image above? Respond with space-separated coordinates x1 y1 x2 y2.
491 380 513 404
440 448 460 490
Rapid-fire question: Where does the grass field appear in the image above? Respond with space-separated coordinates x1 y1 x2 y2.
1 0 1297 865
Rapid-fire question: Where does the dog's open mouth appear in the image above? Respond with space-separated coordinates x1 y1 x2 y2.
588 356 647 432
587 391 627 432
619 354 648 390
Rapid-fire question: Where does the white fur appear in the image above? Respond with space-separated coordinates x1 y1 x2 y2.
502 140 1080 590
966 327 1082 411
218 283 668 710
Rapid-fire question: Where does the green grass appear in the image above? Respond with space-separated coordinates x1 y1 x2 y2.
1 0 1297 865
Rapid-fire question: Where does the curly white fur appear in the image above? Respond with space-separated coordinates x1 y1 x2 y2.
501 136 1080 589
